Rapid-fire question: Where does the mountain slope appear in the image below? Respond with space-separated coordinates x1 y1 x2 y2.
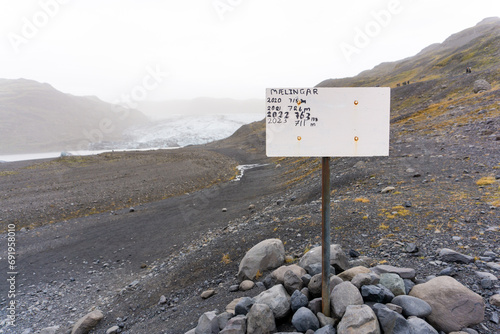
0 78 148 154
317 17 500 88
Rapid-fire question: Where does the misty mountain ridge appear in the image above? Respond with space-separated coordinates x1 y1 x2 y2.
0 79 263 156
0 78 148 155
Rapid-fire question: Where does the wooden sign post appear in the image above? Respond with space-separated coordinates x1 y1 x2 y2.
266 87 390 317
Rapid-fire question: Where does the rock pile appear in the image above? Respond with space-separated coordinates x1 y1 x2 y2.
187 239 488 334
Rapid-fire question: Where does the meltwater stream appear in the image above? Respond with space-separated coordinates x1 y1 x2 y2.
233 164 269 182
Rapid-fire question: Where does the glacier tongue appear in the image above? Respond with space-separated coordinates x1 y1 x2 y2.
125 113 262 149
0 113 263 162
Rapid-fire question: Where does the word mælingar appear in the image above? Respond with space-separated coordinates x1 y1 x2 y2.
269 88 319 96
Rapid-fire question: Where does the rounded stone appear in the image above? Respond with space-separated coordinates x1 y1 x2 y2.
291 290 309 313
409 276 485 332
234 297 254 316
292 307 319 332
490 294 500 307
391 295 432 318
380 273 406 296
239 280 255 291
201 289 215 299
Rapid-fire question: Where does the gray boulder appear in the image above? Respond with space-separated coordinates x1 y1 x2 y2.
330 275 344 293
330 281 363 318
407 317 439 334
381 186 395 193
315 325 336 334
459 328 479 334
301 287 311 300
239 280 255 291
361 284 395 304
238 239 285 281
385 303 403 314
317 312 336 327
201 289 215 299
71 310 104 334
438 248 474 264
291 289 309 312
379 273 406 296
271 264 307 283
490 294 500 307
235 297 254 316
226 297 243 315
106 326 120 334
473 79 491 93
475 271 498 281
217 312 233 331
404 279 415 295
337 304 380 334
220 315 247 334
304 263 323 276
302 274 312 287
246 303 276 334
409 276 485 332
337 266 371 281
371 265 415 280
284 269 304 294
372 303 411 334
299 245 349 273
254 284 291 319
195 311 219 334
487 262 500 271
352 273 380 289
391 295 432 318
308 298 323 315
292 307 320 332
308 273 323 297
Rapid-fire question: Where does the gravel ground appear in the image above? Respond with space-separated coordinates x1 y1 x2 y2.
0 147 239 232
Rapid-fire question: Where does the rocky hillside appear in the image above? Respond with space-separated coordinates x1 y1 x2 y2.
317 17 500 88
0 78 148 154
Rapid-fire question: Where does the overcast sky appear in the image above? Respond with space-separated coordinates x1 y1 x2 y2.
1 0 499 103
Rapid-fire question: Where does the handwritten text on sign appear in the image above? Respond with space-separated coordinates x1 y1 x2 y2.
266 87 390 157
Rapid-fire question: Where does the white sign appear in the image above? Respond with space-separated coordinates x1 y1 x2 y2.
266 87 390 157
